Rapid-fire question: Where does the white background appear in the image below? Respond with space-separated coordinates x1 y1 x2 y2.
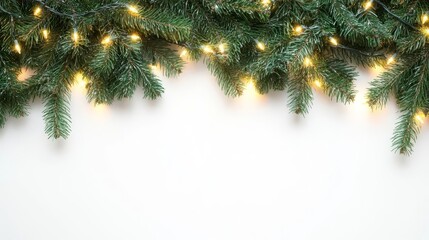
1 62 429 240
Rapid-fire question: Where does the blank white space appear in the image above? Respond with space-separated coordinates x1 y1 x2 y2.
1 62 429 240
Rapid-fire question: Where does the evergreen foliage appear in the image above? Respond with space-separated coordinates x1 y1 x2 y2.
0 0 428 154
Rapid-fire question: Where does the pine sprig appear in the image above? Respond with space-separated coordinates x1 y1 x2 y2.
43 91 72 139
1 0 429 154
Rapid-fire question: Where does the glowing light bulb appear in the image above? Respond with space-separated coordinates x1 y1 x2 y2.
261 0 271 7
353 91 370 113
201 45 214 54
370 64 385 75
101 35 112 46
329 37 339 46
363 0 373 10
129 33 140 41
42 29 49 40
14 40 21 54
386 55 395 65
218 43 226 53
34 6 42 17
127 5 139 15
17 68 33 82
180 49 188 58
313 79 323 88
149 64 159 72
422 27 429 36
242 76 264 99
414 110 426 125
256 41 266 51
246 78 256 90
293 25 304 35
72 28 79 43
303 57 313 67
422 14 429 24
75 72 88 88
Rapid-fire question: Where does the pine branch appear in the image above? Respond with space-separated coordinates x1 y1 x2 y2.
206 58 244 97
43 91 72 139
287 66 313 115
319 58 356 104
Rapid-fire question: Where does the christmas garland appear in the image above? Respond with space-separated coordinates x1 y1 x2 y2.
0 0 428 154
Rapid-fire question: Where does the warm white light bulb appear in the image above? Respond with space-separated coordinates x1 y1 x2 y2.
127 5 139 15
129 33 141 41
414 111 426 125
422 14 429 24
256 41 266 51
42 29 49 40
149 64 158 70
202 45 214 54
14 40 21 54
101 35 112 46
303 57 313 67
34 6 42 17
218 43 226 53
386 55 395 65
293 25 304 35
329 37 339 46
422 27 429 37
180 49 188 58
75 72 88 88
72 28 79 43
313 79 323 88
261 0 271 7
363 0 373 10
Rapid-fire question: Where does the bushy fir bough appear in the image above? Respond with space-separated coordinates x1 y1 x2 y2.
0 0 428 154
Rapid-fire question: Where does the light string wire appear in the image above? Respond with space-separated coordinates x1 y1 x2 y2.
372 0 419 31
33 0 127 19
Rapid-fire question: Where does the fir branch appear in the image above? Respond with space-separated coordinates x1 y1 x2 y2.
43 91 72 139
206 58 244 97
319 58 356 104
0 0 429 154
287 66 313 115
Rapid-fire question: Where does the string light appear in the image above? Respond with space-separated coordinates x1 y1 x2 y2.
42 29 49 40
180 49 188 58
370 64 386 75
312 79 323 88
303 57 313 67
75 72 88 88
242 75 256 90
127 4 139 15
245 77 256 90
17 68 33 82
149 64 158 70
386 55 395 65
201 45 214 54
422 27 429 36
218 43 226 53
14 40 21 54
33 6 42 17
414 110 426 125
101 35 112 46
129 33 141 41
422 14 429 25
329 37 339 46
293 25 304 35
261 0 271 7
363 0 373 10
256 41 266 51
72 28 79 43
